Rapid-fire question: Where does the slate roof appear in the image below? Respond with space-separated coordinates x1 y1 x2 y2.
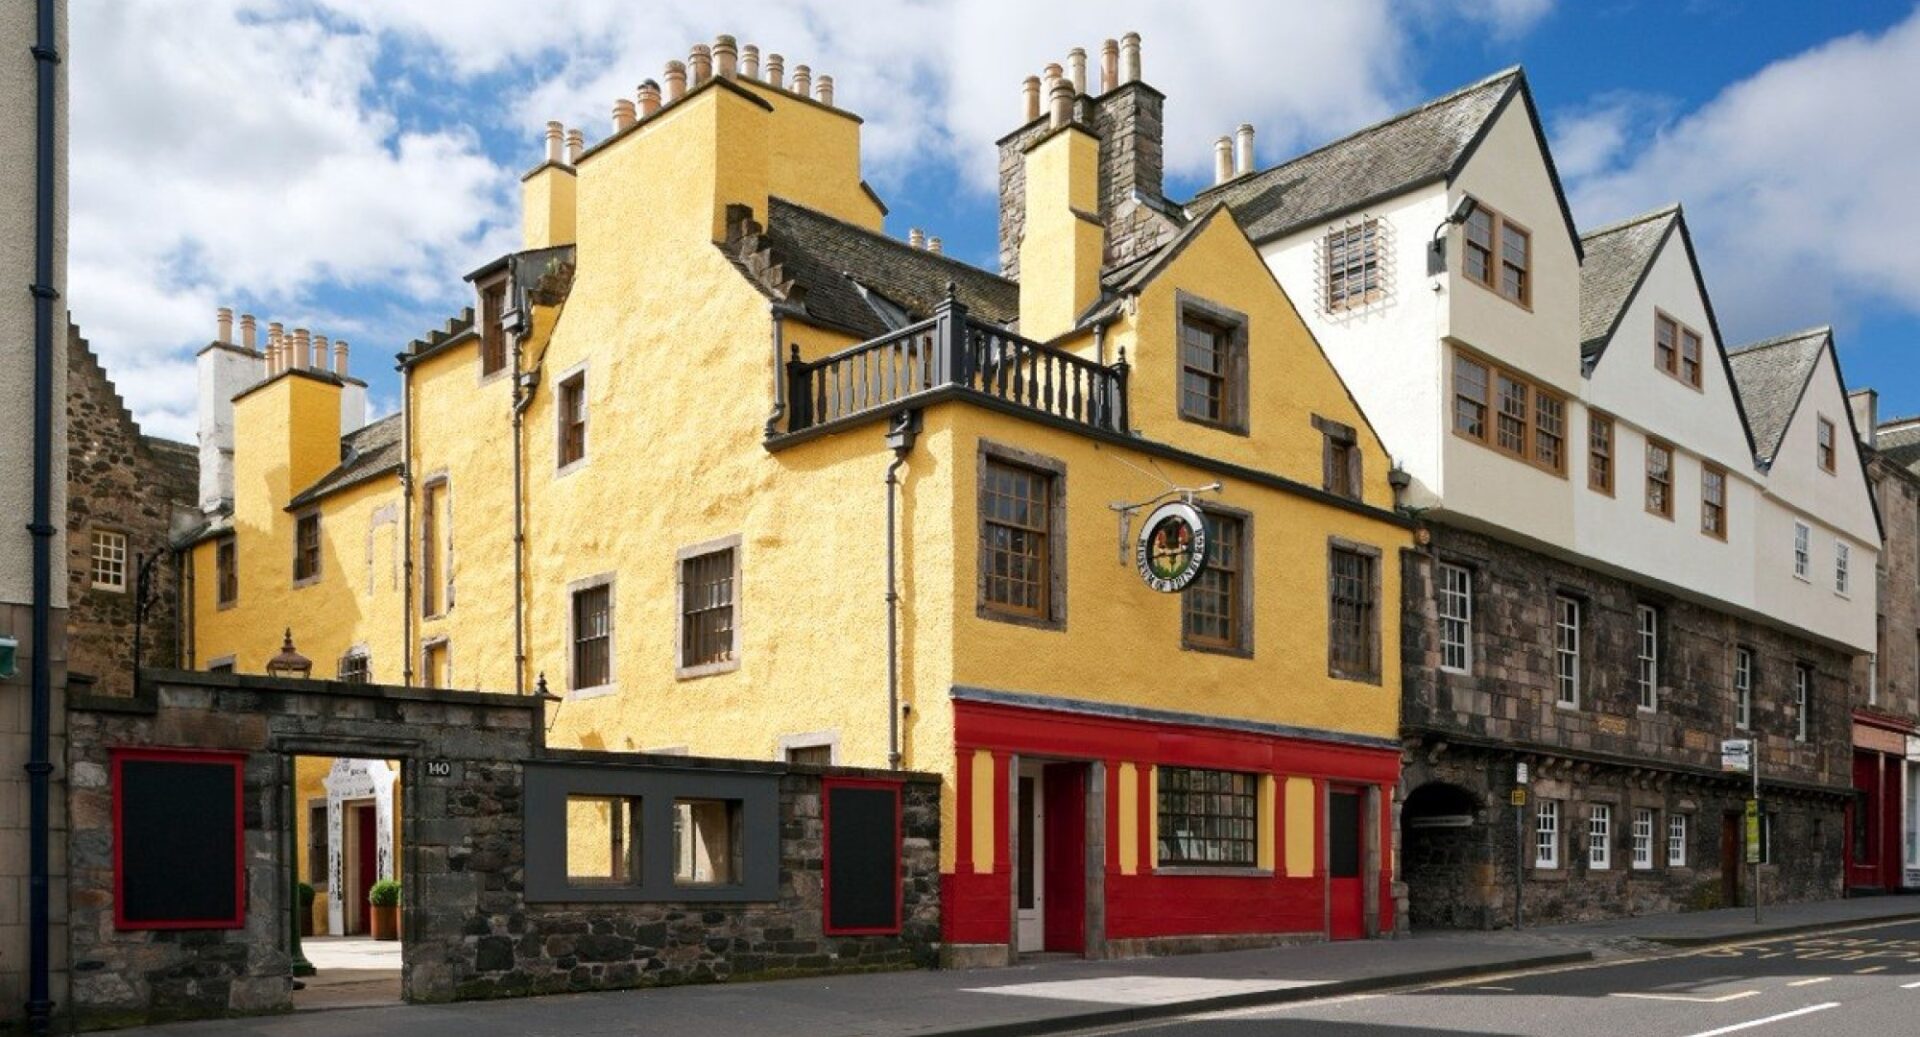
727 197 1018 340
1578 206 1679 358
1727 328 1830 463
1878 419 1920 473
287 412 403 509
1186 67 1531 245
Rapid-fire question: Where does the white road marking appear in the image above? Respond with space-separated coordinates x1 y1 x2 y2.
1190 994 1381 1019
1902 979 1920 989
1856 965 1886 974
1612 990 1760 1004
1473 985 1513 991
1680 1002 1839 1037
1787 977 1832 987
1758 952 1784 959
962 975 1327 1005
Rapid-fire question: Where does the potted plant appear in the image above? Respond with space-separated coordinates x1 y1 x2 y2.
297 882 317 937
367 880 401 941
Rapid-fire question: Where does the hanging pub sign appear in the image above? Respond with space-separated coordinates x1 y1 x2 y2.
1136 500 1210 592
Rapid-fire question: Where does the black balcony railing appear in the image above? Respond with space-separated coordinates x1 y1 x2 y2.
781 290 1129 436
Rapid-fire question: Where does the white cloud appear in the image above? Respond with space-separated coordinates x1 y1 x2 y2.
1564 9 1920 344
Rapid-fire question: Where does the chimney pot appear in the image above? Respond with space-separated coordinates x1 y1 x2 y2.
334 340 349 377
1100 39 1118 93
216 307 234 344
741 44 760 80
293 328 312 370
713 35 738 79
544 120 564 165
564 128 584 165
1120 31 1142 84
1234 123 1255 176
1067 48 1087 95
928 236 943 255
1213 136 1233 185
240 313 257 351
766 53 784 89
638 80 661 116
313 334 329 371
1048 79 1073 129
909 228 926 249
792 64 811 97
665 60 687 100
815 74 833 106
1042 62 1063 94
612 98 636 132
1022 76 1041 122
689 44 712 85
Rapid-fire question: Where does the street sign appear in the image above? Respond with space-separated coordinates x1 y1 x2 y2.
1721 739 1753 774
1745 798 1762 865
1510 788 1528 807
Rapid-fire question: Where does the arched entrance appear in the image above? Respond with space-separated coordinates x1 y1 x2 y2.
1400 781 1488 930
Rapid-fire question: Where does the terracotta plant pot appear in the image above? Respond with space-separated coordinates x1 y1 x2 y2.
369 904 399 941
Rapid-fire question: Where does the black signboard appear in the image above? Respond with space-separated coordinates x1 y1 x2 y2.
113 750 246 929
824 781 900 934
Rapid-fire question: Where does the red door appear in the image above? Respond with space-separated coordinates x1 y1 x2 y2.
1850 751 1884 890
1041 763 1086 954
1329 788 1365 940
352 803 377 935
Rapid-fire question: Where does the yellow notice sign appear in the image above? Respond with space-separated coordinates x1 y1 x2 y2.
1510 788 1528 807
1745 799 1761 864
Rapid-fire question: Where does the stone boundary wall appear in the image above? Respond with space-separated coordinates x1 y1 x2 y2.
64 671 941 1030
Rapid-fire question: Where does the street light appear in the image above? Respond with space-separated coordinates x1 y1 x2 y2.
265 629 312 679
1427 195 1481 276
265 628 315 981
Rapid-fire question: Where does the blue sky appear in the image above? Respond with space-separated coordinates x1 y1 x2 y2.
69 1 1920 439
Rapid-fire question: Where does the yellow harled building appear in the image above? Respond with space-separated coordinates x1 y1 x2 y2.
178 33 1415 961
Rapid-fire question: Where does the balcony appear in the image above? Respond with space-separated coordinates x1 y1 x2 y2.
777 292 1130 440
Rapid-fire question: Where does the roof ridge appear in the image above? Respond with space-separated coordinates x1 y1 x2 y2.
1729 326 1833 355
1580 203 1681 240
1189 65 1522 203
1877 414 1920 430
768 196 1014 287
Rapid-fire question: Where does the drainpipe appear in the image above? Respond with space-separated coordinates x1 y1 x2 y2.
510 313 536 697
399 356 415 684
27 1 60 1031
883 411 920 770
763 306 792 437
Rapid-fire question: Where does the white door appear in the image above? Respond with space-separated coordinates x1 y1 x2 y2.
1016 762 1045 951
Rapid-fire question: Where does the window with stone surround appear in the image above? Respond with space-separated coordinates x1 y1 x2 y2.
293 512 322 584
556 367 588 472
215 535 238 607
1534 799 1560 869
1734 646 1754 730
1328 542 1381 683
1437 563 1472 674
479 279 509 377
1795 664 1812 743
336 649 370 684
1182 509 1249 655
677 538 739 678
1554 595 1581 707
1175 293 1249 433
1636 605 1660 711
571 578 614 692
1588 803 1612 870
1668 814 1688 867
977 444 1067 630
1633 808 1655 870
90 529 128 592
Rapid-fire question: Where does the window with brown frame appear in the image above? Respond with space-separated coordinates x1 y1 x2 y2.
1645 441 1674 519
981 458 1053 619
679 547 736 672
1460 199 1530 307
215 535 238 606
293 512 321 582
557 371 587 469
1701 464 1728 539
1328 544 1379 682
1588 414 1614 494
1654 313 1704 389
480 281 508 376
1175 295 1248 433
572 582 612 690
1451 349 1566 476
1817 417 1836 472
1182 511 1246 654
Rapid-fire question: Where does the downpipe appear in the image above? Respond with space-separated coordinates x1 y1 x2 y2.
883 411 920 770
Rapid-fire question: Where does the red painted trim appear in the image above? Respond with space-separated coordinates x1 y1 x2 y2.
1852 708 1920 735
111 746 248 931
956 749 975 873
821 775 904 936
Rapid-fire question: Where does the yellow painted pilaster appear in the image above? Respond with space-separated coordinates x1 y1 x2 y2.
969 749 996 874
1258 774 1277 872
1284 776 1317 878
1147 765 1160 871
1118 762 1139 875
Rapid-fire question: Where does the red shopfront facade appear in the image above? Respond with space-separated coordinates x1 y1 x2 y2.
1849 710 1918 892
941 688 1401 962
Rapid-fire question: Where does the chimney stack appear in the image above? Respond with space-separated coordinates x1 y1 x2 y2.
639 80 661 116
565 128 584 165
1049 79 1073 129
544 120 564 165
1850 388 1880 448
613 98 636 132
815 74 834 107
908 228 925 249
1067 48 1087 94
713 35 738 79
216 306 233 344
792 64 811 97
928 236 943 255
334 340 349 377
1234 123 1255 176
1213 137 1233 185
665 60 687 100
689 44 712 85
1119 32 1141 84
741 44 760 80
240 313 257 352
1100 39 1118 93
766 53 784 89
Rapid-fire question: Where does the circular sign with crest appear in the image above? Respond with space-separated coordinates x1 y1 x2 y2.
1136 501 1210 593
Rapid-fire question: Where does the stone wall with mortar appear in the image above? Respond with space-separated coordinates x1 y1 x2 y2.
1860 453 1920 722
1397 525 1853 928
65 671 940 1029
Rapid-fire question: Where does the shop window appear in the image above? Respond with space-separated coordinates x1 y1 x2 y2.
674 799 744 886
1157 767 1257 867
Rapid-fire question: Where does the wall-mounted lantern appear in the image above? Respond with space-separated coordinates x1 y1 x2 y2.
265 629 312 680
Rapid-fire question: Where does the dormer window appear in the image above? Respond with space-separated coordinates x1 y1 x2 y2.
1655 313 1703 389
480 280 508 377
1459 198 1530 308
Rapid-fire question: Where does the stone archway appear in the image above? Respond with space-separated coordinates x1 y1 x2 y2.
1400 781 1489 930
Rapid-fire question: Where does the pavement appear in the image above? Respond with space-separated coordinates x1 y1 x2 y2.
290 937 401 1012
112 895 1920 1037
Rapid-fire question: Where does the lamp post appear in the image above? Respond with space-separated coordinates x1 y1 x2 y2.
1514 761 1529 930
266 630 316 980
